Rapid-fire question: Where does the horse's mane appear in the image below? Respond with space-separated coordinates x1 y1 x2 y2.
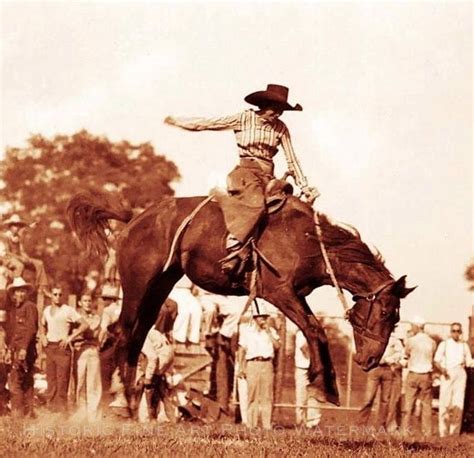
318 213 388 274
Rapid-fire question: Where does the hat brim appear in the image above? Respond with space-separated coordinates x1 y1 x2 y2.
7 283 33 293
4 221 28 228
244 91 303 111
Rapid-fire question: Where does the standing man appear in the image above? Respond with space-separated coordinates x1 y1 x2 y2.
40 285 88 414
434 322 474 437
6 277 38 418
357 330 405 431
74 292 102 421
401 316 437 437
98 284 123 411
294 328 322 428
237 302 280 430
386 328 407 433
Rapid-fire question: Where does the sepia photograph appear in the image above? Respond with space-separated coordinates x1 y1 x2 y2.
0 1 472 456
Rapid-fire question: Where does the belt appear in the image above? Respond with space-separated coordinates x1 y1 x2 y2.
248 357 272 362
239 153 273 164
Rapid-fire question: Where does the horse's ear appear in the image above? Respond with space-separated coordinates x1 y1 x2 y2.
392 275 417 298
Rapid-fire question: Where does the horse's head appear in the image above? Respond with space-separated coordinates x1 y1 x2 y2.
347 275 415 371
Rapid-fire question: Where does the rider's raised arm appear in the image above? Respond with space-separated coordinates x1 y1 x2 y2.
279 126 308 189
165 112 242 131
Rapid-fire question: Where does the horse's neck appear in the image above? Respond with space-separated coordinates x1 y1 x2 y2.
331 264 390 296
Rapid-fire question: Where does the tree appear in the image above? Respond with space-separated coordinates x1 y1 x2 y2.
464 260 474 291
0 130 180 294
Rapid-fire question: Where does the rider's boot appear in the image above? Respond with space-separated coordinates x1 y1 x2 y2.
220 234 244 274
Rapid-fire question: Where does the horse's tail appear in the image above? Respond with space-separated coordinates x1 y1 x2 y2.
67 191 133 259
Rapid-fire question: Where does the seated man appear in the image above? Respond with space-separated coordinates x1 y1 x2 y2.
136 310 176 422
3 215 48 293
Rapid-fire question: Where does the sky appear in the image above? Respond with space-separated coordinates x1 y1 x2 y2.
1 2 472 332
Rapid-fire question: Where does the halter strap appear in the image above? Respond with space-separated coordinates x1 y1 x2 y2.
348 279 396 344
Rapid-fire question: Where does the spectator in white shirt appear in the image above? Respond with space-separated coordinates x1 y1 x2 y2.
40 286 88 414
434 322 474 437
294 328 322 428
169 278 202 345
237 301 280 430
198 291 246 413
401 316 436 437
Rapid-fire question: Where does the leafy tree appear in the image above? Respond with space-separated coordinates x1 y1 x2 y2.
0 130 180 294
465 260 474 291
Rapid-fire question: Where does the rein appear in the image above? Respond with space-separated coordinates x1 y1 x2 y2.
314 212 350 312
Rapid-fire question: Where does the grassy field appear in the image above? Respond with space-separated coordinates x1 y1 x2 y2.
0 414 472 458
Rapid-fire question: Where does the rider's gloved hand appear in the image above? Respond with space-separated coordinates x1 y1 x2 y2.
164 116 177 126
302 185 320 204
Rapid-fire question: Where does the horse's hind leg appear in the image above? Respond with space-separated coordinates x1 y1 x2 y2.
264 290 340 406
118 267 183 416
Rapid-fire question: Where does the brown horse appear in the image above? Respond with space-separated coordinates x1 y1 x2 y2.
68 190 415 406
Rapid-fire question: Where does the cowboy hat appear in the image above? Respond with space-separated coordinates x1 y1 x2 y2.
244 84 303 111
100 284 120 300
7 277 33 294
410 315 426 326
3 214 28 227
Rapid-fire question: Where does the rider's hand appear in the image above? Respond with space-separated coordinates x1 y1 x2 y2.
302 186 320 204
164 116 176 126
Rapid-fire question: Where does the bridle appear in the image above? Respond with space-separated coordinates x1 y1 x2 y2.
347 279 397 344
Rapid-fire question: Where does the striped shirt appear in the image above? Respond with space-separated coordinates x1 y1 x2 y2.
172 109 308 188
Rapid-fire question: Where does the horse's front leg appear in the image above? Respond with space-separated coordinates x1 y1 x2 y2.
265 291 340 406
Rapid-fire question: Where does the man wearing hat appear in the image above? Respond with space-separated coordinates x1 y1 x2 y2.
401 316 436 436
165 84 319 274
6 277 38 417
3 214 49 293
237 300 280 429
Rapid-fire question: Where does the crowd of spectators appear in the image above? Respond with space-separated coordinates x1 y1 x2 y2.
0 213 473 437
358 316 473 438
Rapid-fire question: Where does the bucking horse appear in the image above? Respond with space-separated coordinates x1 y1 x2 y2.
67 187 415 409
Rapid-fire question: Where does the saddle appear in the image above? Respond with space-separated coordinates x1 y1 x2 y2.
264 179 293 214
